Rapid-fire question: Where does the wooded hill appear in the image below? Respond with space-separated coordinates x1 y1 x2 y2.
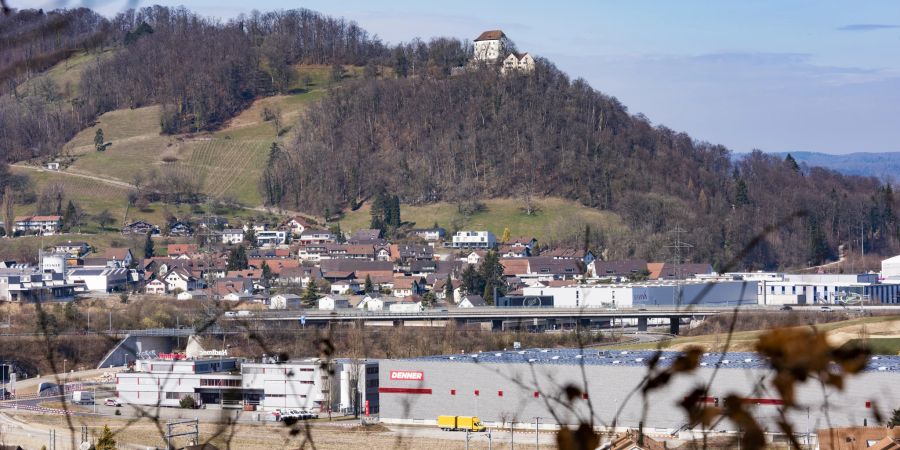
1 6 897 270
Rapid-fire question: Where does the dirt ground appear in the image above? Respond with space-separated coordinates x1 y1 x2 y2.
7 413 521 449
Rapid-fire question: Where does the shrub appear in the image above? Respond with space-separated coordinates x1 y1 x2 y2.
179 395 197 409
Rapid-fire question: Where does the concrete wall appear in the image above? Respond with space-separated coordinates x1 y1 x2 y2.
378 359 899 431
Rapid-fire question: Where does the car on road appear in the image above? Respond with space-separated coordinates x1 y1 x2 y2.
820 306 834 312
104 398 122 407
779 305 793 311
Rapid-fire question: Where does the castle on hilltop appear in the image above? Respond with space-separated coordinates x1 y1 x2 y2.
472 29 535 73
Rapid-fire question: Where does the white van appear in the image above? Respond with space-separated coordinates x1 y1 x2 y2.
72 391 94 405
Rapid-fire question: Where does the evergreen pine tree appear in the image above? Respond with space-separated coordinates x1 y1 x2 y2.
95 425 117 450
444 273 454 302
261 260 272 283
227 245 248 270
364 274 375 293
302 280 320 304
785 153 801 172
94 128 106 152
390 195 401 228
735 179 750 207
62 200 78 231
143 231 154 258
889 408 900 427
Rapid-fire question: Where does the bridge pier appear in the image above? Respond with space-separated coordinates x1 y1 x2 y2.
669 317 681 335
393 319 404 328
637 317 648 332
491 319 503 331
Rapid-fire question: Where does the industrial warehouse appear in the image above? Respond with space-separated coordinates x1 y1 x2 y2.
116 356 379 414
378 348 900 433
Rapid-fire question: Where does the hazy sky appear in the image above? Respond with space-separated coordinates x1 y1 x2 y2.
19 0 900 154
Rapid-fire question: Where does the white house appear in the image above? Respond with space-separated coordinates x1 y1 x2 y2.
318 294 350 310
330 280 360 295
177 290 208 300
473 30 509 62
144 279 167 295
501 52 535 73
357 294 392 311
389 296 424 313
223 292 254 302
391 278 421 298
286 216 312 237
162 269 199 293
465 251 485 266
883 255 900 279
45 162 60 170
450 231 496 249
410 228 446 241
14 215 62 235
222 229 245 245
458 294 487 308
269 293 302 309
300 229 336 245
256 230 288 247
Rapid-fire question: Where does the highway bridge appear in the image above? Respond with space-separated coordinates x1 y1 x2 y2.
224 306 728 334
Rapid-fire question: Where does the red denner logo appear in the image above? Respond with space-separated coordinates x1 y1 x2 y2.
389 371 424 381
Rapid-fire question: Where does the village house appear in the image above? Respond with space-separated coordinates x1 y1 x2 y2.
391 277 423 298
410 227 446 241
450 230 496 249
357 293 393 311
330 279 360 295
52 241 90 257
167 244 198 257
458 294 488 308
299 229 337 245
347 229 383 244
501 52 536 73
269 293 302 309
318 294 350 310
256 230 288 247
13 215 62 235
590 259 649 279
433 278 463 303
163 268 201 293
543 247 596 266
465 250 486 266
285 216 312 236
278 266 321 288
297 243 328 262
389 295 424 312
122 220 159 235
144 279 167 295
221 228 245 245
167 221 193 237
91 248 134 268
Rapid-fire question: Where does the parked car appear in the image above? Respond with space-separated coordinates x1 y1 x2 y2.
104 398 122 407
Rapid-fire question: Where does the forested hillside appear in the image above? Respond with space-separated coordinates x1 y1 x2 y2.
1 6 897 270
266 65 899 269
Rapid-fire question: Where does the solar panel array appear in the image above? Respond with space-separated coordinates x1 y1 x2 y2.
410 348 900 372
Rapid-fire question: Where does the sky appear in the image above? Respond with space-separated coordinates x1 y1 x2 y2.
18 0 900 154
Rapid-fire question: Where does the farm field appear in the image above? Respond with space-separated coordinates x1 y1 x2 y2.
339 197 627 244
41 64 345 210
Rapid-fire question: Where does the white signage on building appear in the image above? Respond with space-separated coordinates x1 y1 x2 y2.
389 370 424 381
199 349 228 357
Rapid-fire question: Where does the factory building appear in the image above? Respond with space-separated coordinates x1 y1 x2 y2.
378 348 900 432
116 356 378 414
715 272 900 305
521 280 757 308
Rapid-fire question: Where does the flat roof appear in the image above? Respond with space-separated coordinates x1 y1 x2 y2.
403 348 900 372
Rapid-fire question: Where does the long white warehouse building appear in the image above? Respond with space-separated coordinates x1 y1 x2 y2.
522 280 758 308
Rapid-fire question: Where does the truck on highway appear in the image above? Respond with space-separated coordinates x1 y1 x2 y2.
437 415 486 432
72 390 94 405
